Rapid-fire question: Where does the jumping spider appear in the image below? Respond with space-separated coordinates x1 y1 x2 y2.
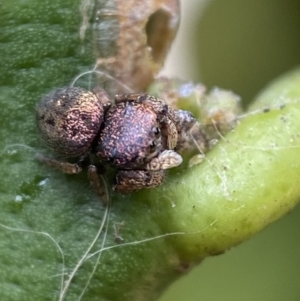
36 87 196 204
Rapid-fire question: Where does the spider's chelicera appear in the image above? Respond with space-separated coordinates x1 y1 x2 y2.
36 87 196 204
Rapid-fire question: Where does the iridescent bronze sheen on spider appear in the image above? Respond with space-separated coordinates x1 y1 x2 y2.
36 87 195 203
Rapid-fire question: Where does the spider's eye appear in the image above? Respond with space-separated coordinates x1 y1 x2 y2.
149 140 157 152
152 126 160 137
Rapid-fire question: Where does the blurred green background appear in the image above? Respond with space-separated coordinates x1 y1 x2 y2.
197 0 300 104
159 0 300 300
